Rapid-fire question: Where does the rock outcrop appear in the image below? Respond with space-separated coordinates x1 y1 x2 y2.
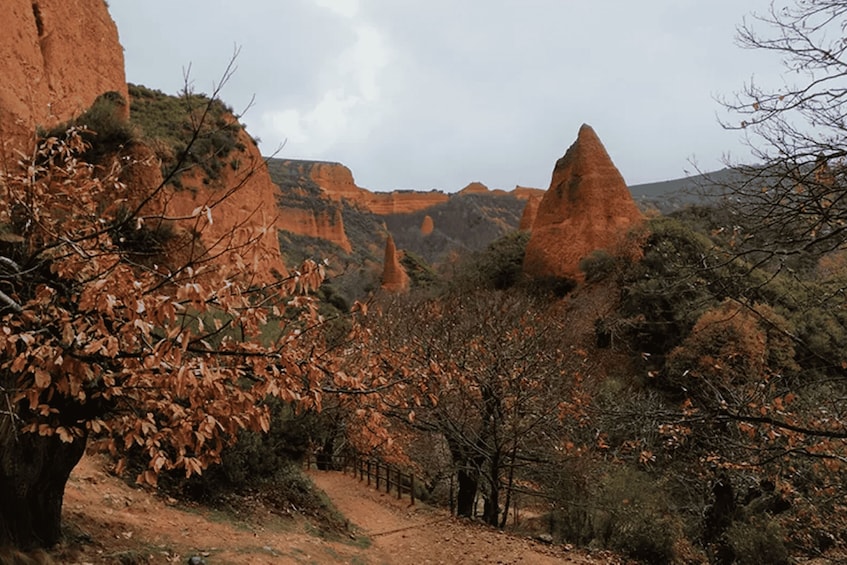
523 124 643 281
305 160 452 214
153 126 291 280
277 205 352 254
519 195 540 231
459 181 490 195
365 191 450 215
0 0 128 147
381 234 410 292
512 185 545 200
420 215 434 236
310 162 363 201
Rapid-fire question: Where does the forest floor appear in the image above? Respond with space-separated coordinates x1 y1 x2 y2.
51 455 621 564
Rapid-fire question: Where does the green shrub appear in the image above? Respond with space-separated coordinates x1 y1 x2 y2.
594 467 682 564
580 249 617 282
127 83 243 182
547 462 684 564
400 250 441 289
725 517 789 565
454 231 530 290
40 91 135 164
523 274 577 299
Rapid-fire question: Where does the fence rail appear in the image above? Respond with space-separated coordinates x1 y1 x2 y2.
305 454 418 504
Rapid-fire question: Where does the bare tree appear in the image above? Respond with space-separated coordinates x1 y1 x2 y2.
716 1 847 262
340 288 586 527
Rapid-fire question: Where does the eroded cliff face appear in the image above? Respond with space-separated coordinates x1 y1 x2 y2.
0 0 127 146
459 181 490 195
523 124 643 281
145 127 291 280
310 162 363 200
306 161 449 214
512 186 545 200
277 206 352 254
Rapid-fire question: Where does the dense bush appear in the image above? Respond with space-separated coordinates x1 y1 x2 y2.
40 91 135 164
579 249 618 282
128 83 244 182
546 463 685 564
453 230 530 290
725 517 789 565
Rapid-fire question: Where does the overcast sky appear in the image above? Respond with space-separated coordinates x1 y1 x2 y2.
108 1 783 192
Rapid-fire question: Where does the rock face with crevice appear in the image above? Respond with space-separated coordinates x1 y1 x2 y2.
519 195 540 231
523 124 643 281
0 0 128 146
381 234 410 292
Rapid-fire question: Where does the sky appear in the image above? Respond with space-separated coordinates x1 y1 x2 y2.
108 1 784 192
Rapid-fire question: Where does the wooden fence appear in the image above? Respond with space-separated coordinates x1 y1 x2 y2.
305 454 418 505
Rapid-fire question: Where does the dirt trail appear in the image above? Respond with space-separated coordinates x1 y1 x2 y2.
57 456 614 564
60 455 371 564
309 470 605 565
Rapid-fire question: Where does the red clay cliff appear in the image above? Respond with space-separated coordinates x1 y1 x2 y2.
0 0 127 146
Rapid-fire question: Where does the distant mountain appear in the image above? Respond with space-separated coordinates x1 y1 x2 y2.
628 168 740 214
265 156 741 296
265 158 539 278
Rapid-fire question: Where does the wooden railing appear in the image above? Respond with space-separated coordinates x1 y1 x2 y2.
305 454 418 504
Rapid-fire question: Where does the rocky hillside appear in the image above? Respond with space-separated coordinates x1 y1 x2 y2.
266 159 543 277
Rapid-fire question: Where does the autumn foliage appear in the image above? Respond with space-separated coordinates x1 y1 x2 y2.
0 119 326 547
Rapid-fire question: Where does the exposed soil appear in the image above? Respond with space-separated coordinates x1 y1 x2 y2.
310 470 617 565
53 455 617 564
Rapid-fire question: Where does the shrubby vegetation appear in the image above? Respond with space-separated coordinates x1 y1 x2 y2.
128 83 245 181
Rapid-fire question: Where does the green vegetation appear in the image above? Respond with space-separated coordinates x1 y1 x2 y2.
40 90 134 163
128 83 245 181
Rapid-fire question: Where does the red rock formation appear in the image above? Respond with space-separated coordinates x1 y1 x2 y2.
277 205 352 254
0 0 128 147
381 234 410 292
159 127 290 280
306 161 451 215
523 124 643 281
519 195 540 231
459 181 489 195
310 162 363 201
365 191 450 215
512 185 545 200
420 215 434 236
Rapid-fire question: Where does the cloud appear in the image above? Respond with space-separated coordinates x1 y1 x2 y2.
312 0 360 18
258 15 391 158
110 0 782 191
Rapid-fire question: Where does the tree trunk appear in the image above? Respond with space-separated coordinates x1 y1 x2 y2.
483 468 500 527
455 466 479 518
0 429 86 549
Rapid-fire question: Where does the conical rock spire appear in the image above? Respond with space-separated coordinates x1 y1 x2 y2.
523 124 643 280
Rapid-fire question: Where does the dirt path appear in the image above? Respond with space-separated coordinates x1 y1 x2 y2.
309 470 609 565
60 455 372 564
57 456 616 564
